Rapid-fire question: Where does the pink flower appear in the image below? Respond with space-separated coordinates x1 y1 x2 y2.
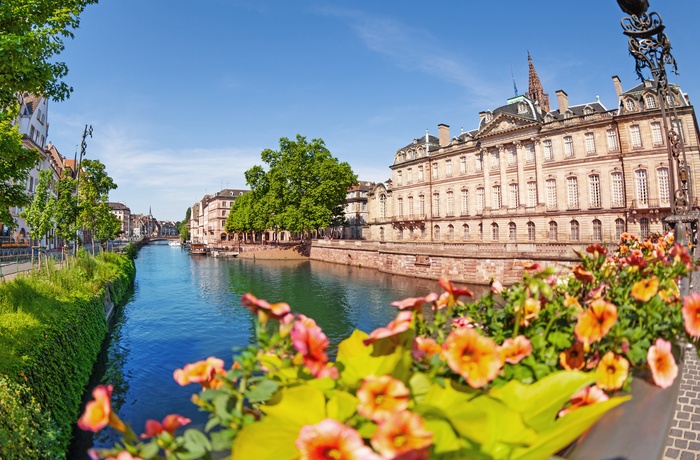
391 293 439 311
647 338 678 389
78 385 126 434
141 414 191 439
241 293 291 325
291 315 337 379
370 411 433 459
357 375 410 423
106 453 144 460
412 336 442 361
296 419 381 460
559 385 609 417
451 316 476 329
500 335 532 364
364 311 413 345
490 279 504 295
682 292 700 338
173 357 227 389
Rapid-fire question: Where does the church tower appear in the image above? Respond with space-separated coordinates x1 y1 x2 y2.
526 52 550 113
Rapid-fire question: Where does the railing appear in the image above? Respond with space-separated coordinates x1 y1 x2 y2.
630 198 671 209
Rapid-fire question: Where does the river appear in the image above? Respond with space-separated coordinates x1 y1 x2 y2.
69 242 487 458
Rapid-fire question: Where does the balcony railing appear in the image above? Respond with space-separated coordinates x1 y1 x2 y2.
630 198 671 209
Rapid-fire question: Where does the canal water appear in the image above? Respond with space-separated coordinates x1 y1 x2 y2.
69 242 486 458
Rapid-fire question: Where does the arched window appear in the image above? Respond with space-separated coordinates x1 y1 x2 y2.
379 194 387 219
640 217 650 238
491 223 499 241
448 224 454 241
615 218 626 241
434 225 441 241
379 227 385 241
570 220 580 241
645 94 657 109
463 224 469 240
549 221 558 241
509 222 517 241
478 223 484 240
527 222 535 241
593 219 603 241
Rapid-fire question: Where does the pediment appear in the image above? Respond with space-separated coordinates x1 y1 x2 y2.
477 113 538 138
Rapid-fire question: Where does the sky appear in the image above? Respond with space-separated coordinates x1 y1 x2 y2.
46 0 700 222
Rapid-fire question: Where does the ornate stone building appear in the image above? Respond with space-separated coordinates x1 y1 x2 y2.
366 57 699 245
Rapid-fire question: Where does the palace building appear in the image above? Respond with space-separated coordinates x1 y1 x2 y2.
366 55 700 246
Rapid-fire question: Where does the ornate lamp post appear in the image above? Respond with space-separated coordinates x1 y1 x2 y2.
617 0 698 295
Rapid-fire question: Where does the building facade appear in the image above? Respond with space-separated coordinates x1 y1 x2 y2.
342 181 373 239
366 57 700 245
189 189 248 246
109 202 132 238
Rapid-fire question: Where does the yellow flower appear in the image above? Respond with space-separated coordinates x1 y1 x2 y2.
574 299 618 349
630 276 659 302
595 351 629 391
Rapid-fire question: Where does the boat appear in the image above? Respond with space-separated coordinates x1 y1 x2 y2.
189 243 207 255
168 241 182 247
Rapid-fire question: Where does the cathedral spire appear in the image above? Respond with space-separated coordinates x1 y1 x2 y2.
526 52 550 113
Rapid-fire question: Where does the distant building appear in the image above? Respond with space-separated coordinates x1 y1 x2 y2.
109 202 132 238
342 181 373 239
190 189 248 246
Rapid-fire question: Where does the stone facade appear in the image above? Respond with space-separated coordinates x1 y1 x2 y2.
108 202 132 237
366 59 700 248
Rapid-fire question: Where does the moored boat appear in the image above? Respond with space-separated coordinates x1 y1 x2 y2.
189 243 206 255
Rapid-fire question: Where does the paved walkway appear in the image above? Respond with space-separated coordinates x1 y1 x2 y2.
664 348 700 459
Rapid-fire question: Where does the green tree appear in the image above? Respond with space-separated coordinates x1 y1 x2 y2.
178 207 191 242
53 170 78 253
93 203 122 249
77 159 117 254
242 135 356 237
20 169 54 244
0 0 97 225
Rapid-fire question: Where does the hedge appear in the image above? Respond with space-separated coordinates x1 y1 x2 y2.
0 251 136 459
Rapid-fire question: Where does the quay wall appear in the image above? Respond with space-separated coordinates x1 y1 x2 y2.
309 240 587 285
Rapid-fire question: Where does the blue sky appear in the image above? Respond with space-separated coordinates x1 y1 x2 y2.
46 0 700 221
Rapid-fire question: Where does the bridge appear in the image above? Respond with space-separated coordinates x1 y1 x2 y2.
142 236 180 243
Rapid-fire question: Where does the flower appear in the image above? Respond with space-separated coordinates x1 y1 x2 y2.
370 411 433 460
437 278 474 308
296 419 381 460
559 342 586 371
452 316 477 329
490 279 504 295
412 336 442 361
682 292 700 337
647 338 678 389
669 244 693 270
522 261 543 272
357 375 410 423
364 311 413 345
586 243 608 258
291 315 338 378
630 276 659 302
141 414 191 439
391 293 439 311
443 328 503 388
173 357 227 389
595 351 629 391
106 453 144 460
559 385 609 417
574 299 618 349
241 293 291 325
500 335 532 364
564 293 583 313
78 385 126 433
516 298 541 327
572 265 595 284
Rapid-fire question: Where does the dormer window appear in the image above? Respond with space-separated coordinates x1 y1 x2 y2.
584 106 594 115
545 114 555 123
484 112 493 123
666 94 676 107
645 94 657 109
625 99 636 111
517 102 527 114
564 110 573 119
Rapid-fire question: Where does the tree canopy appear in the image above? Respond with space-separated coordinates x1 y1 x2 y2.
227 135 356 236
77 159 117 250
20 169 54 242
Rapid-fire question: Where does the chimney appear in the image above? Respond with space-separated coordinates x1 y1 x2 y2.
438 124 450 148
612 75 623 98
556 90 569 114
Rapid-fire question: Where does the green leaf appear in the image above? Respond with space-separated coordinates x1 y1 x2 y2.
326 391 358 422
181 428 212 458
245 379 279 403
409 372 432 402
335 329 411 385
425 418 462 454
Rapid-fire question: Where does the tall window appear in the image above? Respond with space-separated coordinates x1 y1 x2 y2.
585 133 596 154
397 228 403 240
491 223 499 241
445 159 453 177
507 147 517 166
589 175 601 208
525 143 535 163
607 129 620 151
461 189 469 215
432 163 438 180
491 150 500 169
672 120 685 143
432 193 440 216
615 218 626 240
546 179 557 210
460 156 467 174
570 220 580 241
418 166 424 182
419 195 425 216
640 217 650 238
492 185 501 210
379 194 387 219
408 196 414 215
446 191 454 216
658 167 670 206
651 122 664 146
527 181 537 207
567 177 579 209
564 136 575 157
645 94 657 108
630 125 642 148
527 222 536 241
434 225 440 240
463 224 469 240
476 153 483 171
479 223 483 240
611 172 625 207
549 221 558 241
476 187 485 213
593 219 603 241
509 183 519 208
397 197 404 217
448 224 455 241
509 222 517 241
407 168 413 183
635 169 649 205
543 140 553 161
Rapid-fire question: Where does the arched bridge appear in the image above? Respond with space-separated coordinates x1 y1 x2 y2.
142 236 180 243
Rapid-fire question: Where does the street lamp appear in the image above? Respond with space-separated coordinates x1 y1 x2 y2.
617 0 698 295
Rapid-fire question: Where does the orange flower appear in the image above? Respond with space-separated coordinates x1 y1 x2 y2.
500 335 532 364
559 342 586 371
516 298 541 327
292 315 338 378
574 299 617 349
412 336 442 361
357 375 410 423
586 243 608 258
364 311 413 346
572 265 595 284
630 276 659 302
240 293 291 325
522 261 543 272
595 351 629 391
141 414 191 439
78 385 126 433
438 278 474 308
669 244 694 270
370 411 433 459
296 419 381 460
619 244 629 255
443 328 503 388
648 338 678 389
391 293 439 311
564 293 582 313
173 357 227 389
559 385 609 417
682 292 700 338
